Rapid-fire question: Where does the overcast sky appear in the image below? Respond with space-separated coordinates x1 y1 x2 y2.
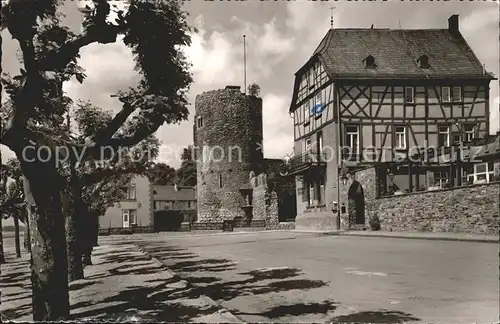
1 0 499 168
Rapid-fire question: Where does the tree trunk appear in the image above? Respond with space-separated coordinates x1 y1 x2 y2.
0 218 5 264
24 209 31 253
64 188 84 281
21 163 70 321
14 216 21 258
81 206 94 267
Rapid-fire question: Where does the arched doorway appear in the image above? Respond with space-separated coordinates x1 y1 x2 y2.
347 181 365 227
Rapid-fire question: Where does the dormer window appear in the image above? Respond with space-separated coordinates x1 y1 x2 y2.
363 55 376 69
417 55 430 68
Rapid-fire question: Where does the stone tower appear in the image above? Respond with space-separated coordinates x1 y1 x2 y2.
194 85 264 222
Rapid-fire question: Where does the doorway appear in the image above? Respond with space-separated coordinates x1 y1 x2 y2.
347 181 365 226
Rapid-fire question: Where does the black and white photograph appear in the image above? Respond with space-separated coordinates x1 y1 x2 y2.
0 0 499 323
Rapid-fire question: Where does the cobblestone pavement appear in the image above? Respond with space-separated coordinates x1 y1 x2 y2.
0 239 239 322
126 231 498 324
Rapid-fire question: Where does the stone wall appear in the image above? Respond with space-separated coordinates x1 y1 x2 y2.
343 167 499 234
373 182 500 235
250 173 281 229
194 87 264 223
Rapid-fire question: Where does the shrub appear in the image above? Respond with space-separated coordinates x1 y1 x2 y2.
369 214 381 231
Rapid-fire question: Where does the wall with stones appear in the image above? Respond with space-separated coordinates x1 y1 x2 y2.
194 87 264 222
338 167 377 228
341 167 499 234
373 182 500 234
250 173 281 228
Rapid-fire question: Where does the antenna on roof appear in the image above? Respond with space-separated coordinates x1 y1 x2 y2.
243 35 247 94
329 6 335 29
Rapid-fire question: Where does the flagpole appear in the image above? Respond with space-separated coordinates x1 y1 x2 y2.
243 35 247 94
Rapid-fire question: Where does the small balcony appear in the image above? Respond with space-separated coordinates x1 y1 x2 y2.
287 150 327 175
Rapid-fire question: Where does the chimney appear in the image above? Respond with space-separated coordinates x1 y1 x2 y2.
448 14 460 36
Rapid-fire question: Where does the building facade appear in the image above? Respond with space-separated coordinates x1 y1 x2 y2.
152 185 197 230
288 15 496 231
100 175 153 229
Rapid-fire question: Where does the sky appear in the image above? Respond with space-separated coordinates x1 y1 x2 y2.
1 0 499 169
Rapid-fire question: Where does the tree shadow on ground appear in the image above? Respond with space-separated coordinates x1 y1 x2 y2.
184 266 329 302
329 310 420 323
232 300 339 319
69 279 103 291
71 276 219 321
137 242 331 313
0 303 31 320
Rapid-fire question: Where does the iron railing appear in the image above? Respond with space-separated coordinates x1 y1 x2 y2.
287 150 327 175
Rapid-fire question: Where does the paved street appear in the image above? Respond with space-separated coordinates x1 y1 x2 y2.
129 231 499 324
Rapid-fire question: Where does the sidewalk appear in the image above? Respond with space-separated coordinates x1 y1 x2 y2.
0 241 240 322
333 230 499 243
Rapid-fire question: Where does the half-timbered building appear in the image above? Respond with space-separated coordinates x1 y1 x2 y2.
287 14 496 231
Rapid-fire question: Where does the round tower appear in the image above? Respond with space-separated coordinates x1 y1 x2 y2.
194 85 263 223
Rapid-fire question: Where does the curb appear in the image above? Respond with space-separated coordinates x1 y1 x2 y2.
135 245 243 323
335 232 499 243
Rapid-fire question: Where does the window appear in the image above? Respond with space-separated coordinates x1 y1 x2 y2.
418 55 430 68
304 137 312 152
452 86 462 102
464 124 475 143
317 132 323 155
308 181 314 206
122 210 128 223
404 87 414 104
319 177 325 205
364 55 376 68
345 125 360 155
394 125 406 149
129 209 137 225
434 171 448 187
438 125 450 147
472 162 494 183
452 133 462 145
197 116 203 128
219 174 223 188
441 87 451 103
127 184 136 200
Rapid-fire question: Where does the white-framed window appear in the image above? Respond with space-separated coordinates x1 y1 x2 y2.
472 162 494 183
197 116 203 128
452 133 462 145
319 177 325 205
464 124 475 143
308 181 314 206
404 87 414 104
127 184 136 200
438 125 450 147
452 86 462 102
394 125 406 149
304 137 312 152
434 171 448 187
441 86 451 103
129 209 137 225
317 131 323 154
345 125 360 154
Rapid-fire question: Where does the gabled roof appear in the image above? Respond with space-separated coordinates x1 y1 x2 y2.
152 185 196 201
310 28 494 80
290 19 496 113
